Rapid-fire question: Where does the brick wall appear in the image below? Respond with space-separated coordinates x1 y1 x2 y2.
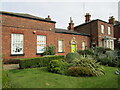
97 20 114 46
114 25 120 39
2 15 55 31
114 25 120 49
74 20 114 47
2 14 90 60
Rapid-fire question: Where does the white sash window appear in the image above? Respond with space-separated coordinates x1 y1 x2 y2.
37 35 46 53
101 25 105 34
11 34 24 54
58 40 64 52
108 27 111 35
82 41 86 50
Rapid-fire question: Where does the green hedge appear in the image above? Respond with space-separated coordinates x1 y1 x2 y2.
19 55 64 69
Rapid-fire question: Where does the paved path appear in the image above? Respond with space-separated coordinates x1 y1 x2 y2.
3 64 19 70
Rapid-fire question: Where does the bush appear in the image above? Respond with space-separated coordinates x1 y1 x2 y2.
47 59 69 75
19 55 64 69
68 56 104 76
96 51 120 67
105 48 112 51
66 52 80 63
43 45 56 55
97 56 120 67
4 59 20 64
68 66 94 77
77 49 94 56
94 47 106 55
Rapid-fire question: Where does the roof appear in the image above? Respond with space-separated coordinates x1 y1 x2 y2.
0 11 56 23
75 19 112 28
114 23 120 26
55 28 91 36
114 21 120 26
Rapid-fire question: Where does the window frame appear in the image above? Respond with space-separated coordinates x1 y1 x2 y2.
36 35 46 54
108 27 111 35
82 41 86 50
58 40 64 53
11 33 24 55
101 25 105 34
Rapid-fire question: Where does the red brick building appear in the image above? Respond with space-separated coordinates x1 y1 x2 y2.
1 11 118 61
75 13 115 49
1 11 91 61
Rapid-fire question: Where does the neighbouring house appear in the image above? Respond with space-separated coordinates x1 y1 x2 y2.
74 13 115 49
0 11 118 61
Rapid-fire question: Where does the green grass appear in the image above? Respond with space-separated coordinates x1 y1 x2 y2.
3 66 119 88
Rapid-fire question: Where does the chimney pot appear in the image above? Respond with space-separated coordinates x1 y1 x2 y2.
85 13 91 23
45 15 51 20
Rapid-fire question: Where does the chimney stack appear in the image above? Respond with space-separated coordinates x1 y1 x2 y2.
85 13 91 23
109 16 115 25
68 17 74 31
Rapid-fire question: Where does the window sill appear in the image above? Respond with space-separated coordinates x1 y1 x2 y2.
36 53 43 55
10 54 25 56
58 52 65 53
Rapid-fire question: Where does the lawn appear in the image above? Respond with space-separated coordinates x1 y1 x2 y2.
2 66 119 88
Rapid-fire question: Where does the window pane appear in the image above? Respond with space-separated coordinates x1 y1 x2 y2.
37 35 46 53
108 27 111 35
101 25 104 34
82 41 86 50
58 40 63 52
11 34 24 54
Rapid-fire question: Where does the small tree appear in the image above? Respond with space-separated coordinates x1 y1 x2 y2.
43 45 56 55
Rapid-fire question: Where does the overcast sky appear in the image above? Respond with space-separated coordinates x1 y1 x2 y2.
1 0 120 29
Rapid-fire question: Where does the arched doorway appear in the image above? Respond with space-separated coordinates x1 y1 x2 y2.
71 41 77 52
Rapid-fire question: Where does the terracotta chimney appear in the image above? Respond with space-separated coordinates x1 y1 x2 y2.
68 17 74 31
85 13 91 23
109 16 115 25
45 15 51 20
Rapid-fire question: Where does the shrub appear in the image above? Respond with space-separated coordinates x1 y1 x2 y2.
43 45 56 55
96 50 120 67
4 59 20 64
105 48 112 51
94 47 106 55
68 66 94 77
68 56 104 76
47 59 69 75
19 55 64 69
77 49 94 56
66 52 80 63
97 56 120 67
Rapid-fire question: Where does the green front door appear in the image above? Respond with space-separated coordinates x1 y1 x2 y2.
71 44 76 52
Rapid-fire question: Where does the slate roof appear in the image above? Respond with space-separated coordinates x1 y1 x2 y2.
0 11 56 23
114 21 120 26
114 23 120 26
55 28 91 36
75 19 112 28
